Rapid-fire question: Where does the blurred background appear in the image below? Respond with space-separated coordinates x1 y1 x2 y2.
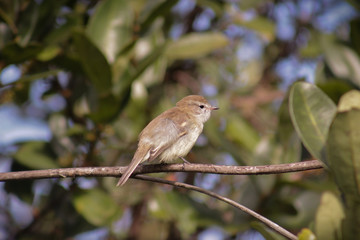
0 0 359 239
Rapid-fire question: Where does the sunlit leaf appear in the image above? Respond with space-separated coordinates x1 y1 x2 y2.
337 90 360 112
297 228 317 240
289 82 336 162
113 44 166 109
315 192 344 240
36 45 61 61
13 141 59 169
86 0 133 63
72 30 112 95
326 109 360 197
165 32 228 60
324 43 360 88
72 189 122 226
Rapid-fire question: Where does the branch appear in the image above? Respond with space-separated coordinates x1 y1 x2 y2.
135 175 297 240
0 160 323 181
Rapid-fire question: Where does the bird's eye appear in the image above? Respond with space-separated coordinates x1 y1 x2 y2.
199 105 205 109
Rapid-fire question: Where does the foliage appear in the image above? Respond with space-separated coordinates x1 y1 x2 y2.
0 0 359 239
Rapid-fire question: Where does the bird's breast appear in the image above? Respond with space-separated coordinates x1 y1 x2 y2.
159 123 203 163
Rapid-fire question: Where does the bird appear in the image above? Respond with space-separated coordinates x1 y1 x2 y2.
116 95 218 186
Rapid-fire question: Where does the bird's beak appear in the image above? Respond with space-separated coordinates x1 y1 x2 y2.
211 106 219 110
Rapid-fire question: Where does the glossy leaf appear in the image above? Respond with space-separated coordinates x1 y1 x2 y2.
86 0 133 63
326 109 360 197
315 192 344 240
337 90 360 112
13 141 59 169
165 32 228 60
289 82 336 162
72 31 112 95
72 189 122 226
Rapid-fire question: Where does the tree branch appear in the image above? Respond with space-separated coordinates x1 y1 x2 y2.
134 175 297 240
0 160 323 181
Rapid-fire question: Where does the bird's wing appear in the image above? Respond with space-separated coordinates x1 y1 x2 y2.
117 108 190 186
139 108 190 162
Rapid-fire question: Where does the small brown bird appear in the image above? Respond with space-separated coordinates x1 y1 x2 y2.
117 95 218 186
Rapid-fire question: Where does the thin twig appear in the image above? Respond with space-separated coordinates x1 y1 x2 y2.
134 175 297 240
0 160 323 181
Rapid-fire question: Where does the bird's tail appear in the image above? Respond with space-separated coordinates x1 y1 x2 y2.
116 145 150 187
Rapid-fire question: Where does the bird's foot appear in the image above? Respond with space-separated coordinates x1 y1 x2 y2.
180 157 191 164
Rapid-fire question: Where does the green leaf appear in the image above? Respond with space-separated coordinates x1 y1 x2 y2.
289 82 336 162
88 94 121 123
317 80 353 104
350 19 360 55
13 141 59 169
86 0 133 63
346 0 360 11
72 30 112 95
251 222 286 240
276 92 301 163
165 32 228 60
299 31 323 58
326 109 360 198
342 198 360 240
324 43 360 87
36 45 61 61
337 90 360 112
236 16 275 42
149 191 223 236
0 42 43 64
297 228 317 240
113 44 166 108
16 69 61 85
140 1 178 33
72 189 122 226
225 114 260 152
315 192 344 240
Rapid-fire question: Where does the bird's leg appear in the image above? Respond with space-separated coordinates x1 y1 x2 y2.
179 157 191 164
